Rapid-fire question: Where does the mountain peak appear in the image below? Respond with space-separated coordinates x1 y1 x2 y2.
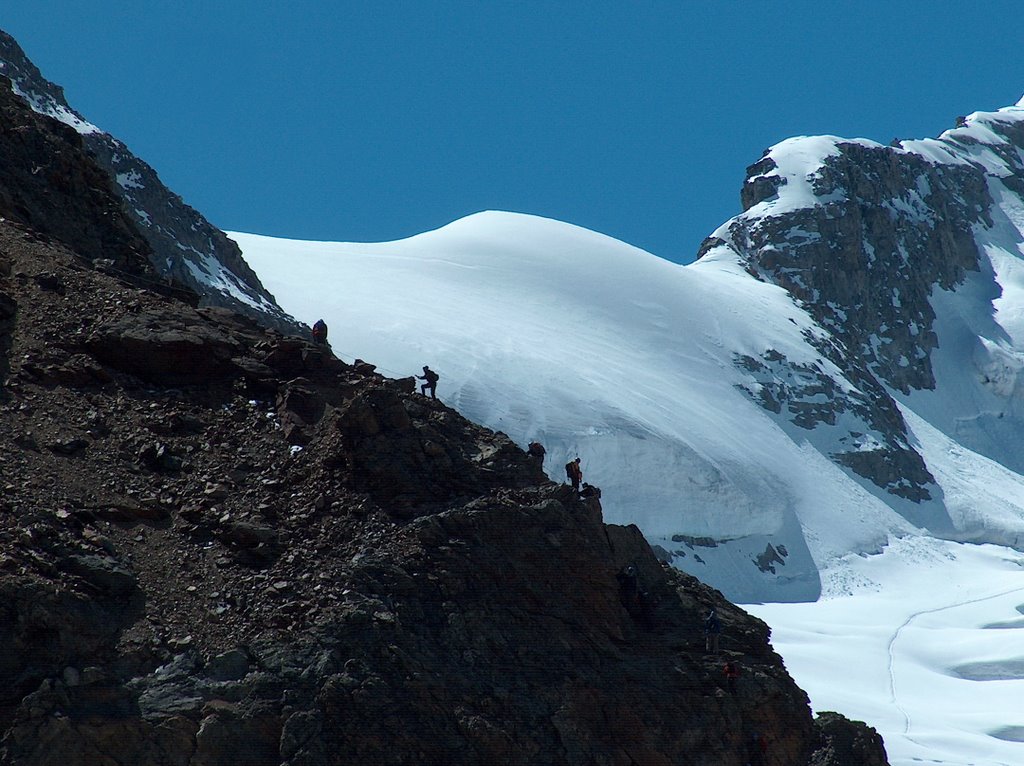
0 28 301 334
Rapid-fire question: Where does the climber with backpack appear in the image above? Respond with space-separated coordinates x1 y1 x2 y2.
704 608 722 654
311 318 328 345
565 457 583 493
723 660 740 694
417 365 439 399
527 441 546 468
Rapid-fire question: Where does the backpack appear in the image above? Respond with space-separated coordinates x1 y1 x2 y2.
425 369 439 384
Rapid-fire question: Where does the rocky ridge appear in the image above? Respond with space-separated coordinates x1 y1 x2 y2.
700 118 1009 505
0 60 886 765
0 29 301 335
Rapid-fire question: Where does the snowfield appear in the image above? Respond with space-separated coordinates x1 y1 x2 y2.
751 538 1024 766
234 205 1024 603
234 209 1024 764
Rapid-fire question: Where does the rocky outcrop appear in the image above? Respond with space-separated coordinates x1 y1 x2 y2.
809 711 888 766
703 131 993 503
0 76 153 279
735 347 934 501
733 142 986 394
0 29 301 335
0 217 883 763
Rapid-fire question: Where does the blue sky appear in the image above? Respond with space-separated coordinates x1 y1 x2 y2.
5 2 1024 263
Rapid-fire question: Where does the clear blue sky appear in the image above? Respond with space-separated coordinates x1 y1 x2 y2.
5 2 1024 263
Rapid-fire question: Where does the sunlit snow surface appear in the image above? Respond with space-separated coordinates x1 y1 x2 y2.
234 104 1024 763
751 538 1024 766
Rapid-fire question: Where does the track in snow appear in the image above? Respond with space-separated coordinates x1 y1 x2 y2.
887 584 1024 748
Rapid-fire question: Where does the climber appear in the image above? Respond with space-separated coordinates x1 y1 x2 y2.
565 457 583 493
527 441 546 467
617 565 640 611
723 660 740 695
616 563 653 624
311 318 328 345
704 608 722 654
746 730 768 766
417 365 439 399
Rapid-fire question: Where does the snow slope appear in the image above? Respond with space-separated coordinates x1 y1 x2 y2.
233 103 1024 609
234 212 919 603
237 211 1024 762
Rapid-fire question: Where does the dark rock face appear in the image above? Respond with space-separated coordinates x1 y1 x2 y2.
735 347 935 502
0 219 878 763
0 96 888 763
0 286 14 388
0 77 153 278
0 29 301 335
86 308 241 386
809 711 888 766
736 143 986 395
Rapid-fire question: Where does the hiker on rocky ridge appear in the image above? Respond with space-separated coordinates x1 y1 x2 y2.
616 564 641 614
311 318 328 345
704 608 722 654
616 563 653 624
723 660 740 695
417 365 439 398
527 441 546 467
565 457 583 493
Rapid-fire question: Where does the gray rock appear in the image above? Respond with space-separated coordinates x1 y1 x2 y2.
206 649 250 682
60 554 136 596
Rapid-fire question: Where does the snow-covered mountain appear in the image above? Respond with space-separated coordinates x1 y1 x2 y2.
0 30 298 333
235 98 1024 610
9 21 1024 759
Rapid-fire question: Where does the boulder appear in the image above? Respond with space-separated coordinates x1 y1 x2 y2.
60 554 137 597
809 711 888 766
87 309 238 385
